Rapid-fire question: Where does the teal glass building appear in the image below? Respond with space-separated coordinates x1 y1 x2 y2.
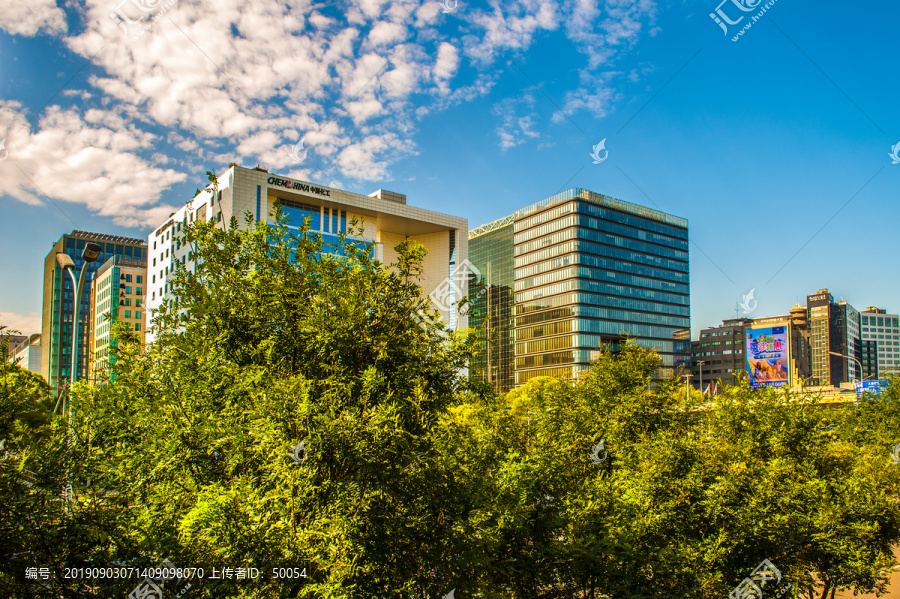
468 216 516 393
469 188 689 389
42 231 148 392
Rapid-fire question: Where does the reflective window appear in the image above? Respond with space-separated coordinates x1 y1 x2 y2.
280 198 321 231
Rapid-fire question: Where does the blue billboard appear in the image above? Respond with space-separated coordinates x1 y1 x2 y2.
855 380 888 398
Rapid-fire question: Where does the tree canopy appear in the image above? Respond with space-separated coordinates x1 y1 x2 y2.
1 200 899 599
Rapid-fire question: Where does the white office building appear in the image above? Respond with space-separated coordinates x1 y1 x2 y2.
861 307 900 378
146 165 468 341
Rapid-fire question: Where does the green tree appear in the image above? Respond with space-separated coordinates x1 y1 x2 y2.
70 195 477 598
439 343 900 599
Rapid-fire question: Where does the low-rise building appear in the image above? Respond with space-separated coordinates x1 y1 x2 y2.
8 333 41 374
691 318 751 389
691 304 811 390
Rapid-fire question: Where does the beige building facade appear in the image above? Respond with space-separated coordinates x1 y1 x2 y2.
146 165 468 340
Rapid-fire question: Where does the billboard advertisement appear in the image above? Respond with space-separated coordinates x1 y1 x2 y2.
746 326 790 388
855 379 888 398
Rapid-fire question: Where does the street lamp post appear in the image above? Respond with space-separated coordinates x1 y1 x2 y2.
683 373 693 402
56 243 103 386
697 360 706 397
828 350 864 384
55 242 103 512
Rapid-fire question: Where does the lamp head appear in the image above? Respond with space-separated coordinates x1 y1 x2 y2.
81 242 103 263
55 253 75 269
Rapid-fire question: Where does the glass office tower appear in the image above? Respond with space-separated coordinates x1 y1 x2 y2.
468 216 516 393
514 189 689 384
469 188 690 387
42 231 148 392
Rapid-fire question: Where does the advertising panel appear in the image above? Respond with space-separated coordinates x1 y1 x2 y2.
855 379 888 398
746 326 790 388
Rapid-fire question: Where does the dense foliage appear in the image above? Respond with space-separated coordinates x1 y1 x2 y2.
2 197 900 599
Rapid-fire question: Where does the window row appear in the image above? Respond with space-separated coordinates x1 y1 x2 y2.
515 304 689 329
516 265 689 295
516 290 690 318
515 251 689 285
515 237 688 274
515 199 688 242
516 278 689 307
515 223 688 262
515 333 677 361
514 213 689 252
520 318 682 341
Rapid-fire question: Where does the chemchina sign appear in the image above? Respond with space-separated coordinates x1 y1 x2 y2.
267 177 331 197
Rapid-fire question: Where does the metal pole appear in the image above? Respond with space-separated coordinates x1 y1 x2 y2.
829 351 863 384
62 261 89 512
61 268 78 404
851 355 863 382
70 264 89 385
61 265 78 512
698 360 706 397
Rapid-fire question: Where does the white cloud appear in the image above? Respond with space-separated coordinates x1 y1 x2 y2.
0 0 660 222
0 312 41 336
0 101 185 227
0 0 67 36
494 95 540 150
336 132 410 180
462 0 561 63
368 21 407 46
433 42 459 93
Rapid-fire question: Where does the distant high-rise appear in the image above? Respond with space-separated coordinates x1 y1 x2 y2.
834 300 862 382
806 289 861 385
42 231 147 392
469 188 689 387
88 256 148 382
860 307 900 378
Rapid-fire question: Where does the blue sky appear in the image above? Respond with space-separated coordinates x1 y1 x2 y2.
0 0 897 337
